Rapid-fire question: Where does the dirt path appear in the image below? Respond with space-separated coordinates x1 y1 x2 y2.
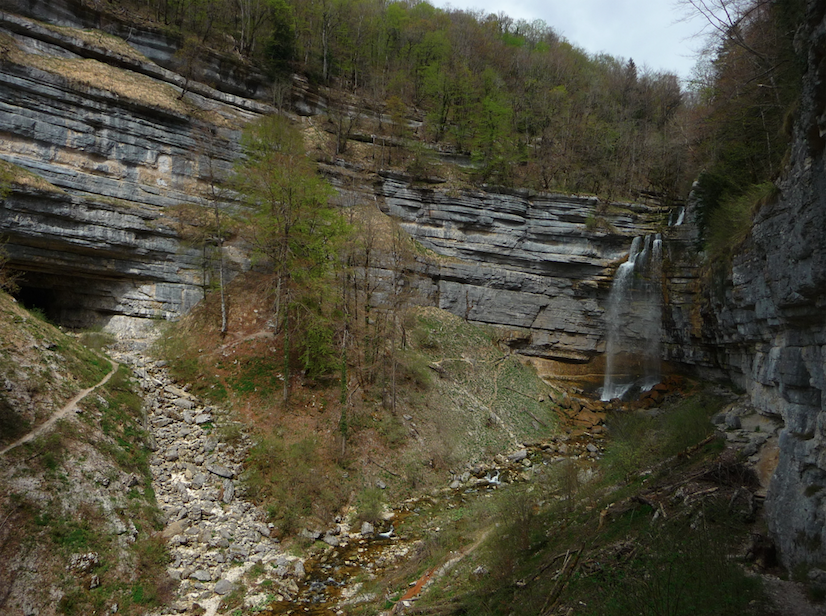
0 358 118 456
391 527 493 613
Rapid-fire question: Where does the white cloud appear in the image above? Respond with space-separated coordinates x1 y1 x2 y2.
437 0 709 79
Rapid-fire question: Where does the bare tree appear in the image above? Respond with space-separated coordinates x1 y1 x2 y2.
679 0 774 60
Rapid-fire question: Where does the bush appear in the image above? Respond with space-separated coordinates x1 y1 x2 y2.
356 487 385 524
706 182 777 260
589 518 763 616
603 391 726 482
244 435 346 535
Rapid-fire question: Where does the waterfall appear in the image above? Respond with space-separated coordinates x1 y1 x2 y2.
601 234 663 401
668 206 685 226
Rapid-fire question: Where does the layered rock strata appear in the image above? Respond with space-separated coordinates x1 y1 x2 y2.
380 174 667 362
0 10 259 332
666 1 826 570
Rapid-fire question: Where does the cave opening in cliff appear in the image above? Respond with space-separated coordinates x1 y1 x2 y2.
11 271 104 329
14 281 62 324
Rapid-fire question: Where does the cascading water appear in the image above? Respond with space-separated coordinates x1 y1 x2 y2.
601 234 663 401
668 206 685 226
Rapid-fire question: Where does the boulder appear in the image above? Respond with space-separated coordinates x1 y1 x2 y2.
206 464 234 479
213 579 233 595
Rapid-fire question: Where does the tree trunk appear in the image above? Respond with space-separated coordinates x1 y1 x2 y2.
219 239 227 335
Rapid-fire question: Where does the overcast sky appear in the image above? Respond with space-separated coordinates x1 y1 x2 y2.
436 0 712 81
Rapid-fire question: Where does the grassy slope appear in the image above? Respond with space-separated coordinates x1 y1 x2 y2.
384 391 775 616
0 293 110 447
156 270 778 616
155 274 560 537
0 292 169 616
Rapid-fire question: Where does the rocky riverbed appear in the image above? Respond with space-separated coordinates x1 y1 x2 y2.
110 334 791 616
110 335 611 616
112 340 305 615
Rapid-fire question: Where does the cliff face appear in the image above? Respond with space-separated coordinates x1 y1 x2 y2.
665 1 826 570
380 174 666 362
742 3 826 568
0 9 261 333
0 5 666 349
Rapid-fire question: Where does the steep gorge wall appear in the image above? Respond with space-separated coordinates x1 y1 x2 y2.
668 0 826 570
0 3 667 351
0 9 264 332
379 174 666 363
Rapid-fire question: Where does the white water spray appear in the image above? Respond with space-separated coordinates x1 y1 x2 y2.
669 206 685 226
601 234 663 401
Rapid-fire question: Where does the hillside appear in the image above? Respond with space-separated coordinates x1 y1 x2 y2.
0 292 169 615
0 0 825 614
156 271 562 514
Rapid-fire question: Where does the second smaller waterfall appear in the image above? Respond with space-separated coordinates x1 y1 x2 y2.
601 234 663 401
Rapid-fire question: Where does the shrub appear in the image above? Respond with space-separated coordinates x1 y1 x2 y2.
244 435 346 535
603 391 726 482
706 182 777 260
356 487 385 524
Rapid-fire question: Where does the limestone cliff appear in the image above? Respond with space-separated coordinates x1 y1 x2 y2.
380 173 665 362
0 9 261 332
0 4 667 351
668 0 826 570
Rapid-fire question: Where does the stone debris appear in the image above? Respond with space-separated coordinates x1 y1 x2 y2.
111 343 305 613
444 430 606 492
713 398 783 497
69 552 100 572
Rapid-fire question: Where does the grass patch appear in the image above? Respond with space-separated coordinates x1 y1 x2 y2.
0 157 64 193
0 391 30 442
244 435 349 536
228 356 281 397
154 330 228 402
573 519 765 616
79 328 116 352
706 182 777 261
405 389 766 616
602 389 728 483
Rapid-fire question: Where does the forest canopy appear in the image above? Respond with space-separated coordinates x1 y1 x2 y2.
129 0 804 227
124 0 694 200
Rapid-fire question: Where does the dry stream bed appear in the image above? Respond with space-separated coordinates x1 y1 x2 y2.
115 333 606 616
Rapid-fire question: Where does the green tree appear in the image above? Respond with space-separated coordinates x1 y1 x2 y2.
685 0 804 236
264 0 296 76
236 115 346 401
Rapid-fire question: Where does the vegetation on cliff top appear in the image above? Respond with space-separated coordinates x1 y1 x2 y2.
688 0 805 246
116 0 805 250
118 0 690 200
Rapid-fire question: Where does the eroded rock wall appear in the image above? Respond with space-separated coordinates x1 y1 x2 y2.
0 10 261 332
748 2 826 568
380 174 666 362
666 0 826 570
